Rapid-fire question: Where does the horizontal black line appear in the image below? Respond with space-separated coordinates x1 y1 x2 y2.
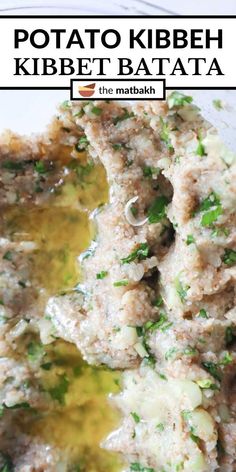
70 98 165 101
1 86 234 91
166 86 236 90
71 79 165 82
0 87 70 90
0 15 236 19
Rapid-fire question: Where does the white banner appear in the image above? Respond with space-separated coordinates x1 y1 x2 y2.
0 16 235 89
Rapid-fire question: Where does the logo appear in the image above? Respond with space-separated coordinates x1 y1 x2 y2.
78 83 96 98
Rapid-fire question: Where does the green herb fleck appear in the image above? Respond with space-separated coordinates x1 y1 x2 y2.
186 234 196 245
152 296 163 308
35 161 47 174
96 270 108 280
143 166 159 178
199 192 221 211
130 463 154 472
202 361 222 382
112 143 123 151
225 327 236 346
195 133 206 157
195 192 223 227
131 412 140 423
201 206 223 227
222 248 236 266
160 117 174 151
167 91 193 109
213 99 223 111
148 196 168 224
211 227 229 238
75 136 89 152
183 346 198 357
219 352 233 366
121 243 149 264
3 251 13 262
27 342 44 363
61 100 71 110
190 432 201 445
91 106 102 116
175 277 190 303
40 362 53 371
48 374 69 405
144 313 172 333
198 308 209 319
196 379 218 390
2 161 23 171
181 410 192 422
113 108 135 125
156 423 165 432
113 280 129 287
0 453 13 472
165 347 178 360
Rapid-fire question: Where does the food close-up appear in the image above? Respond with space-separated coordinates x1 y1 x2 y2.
0 94 235 472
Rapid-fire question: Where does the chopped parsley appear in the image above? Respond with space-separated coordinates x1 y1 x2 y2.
121 243 149 264
165 347 178 360
186 234 196 245
167 91 193 109
195 134 206 157
160 117 174 151
131 412 140 423
113 108 135 125
113 279 129 287
3 251 12 262
213 99 223 111
48 374 69 405
219 352 233 366
190 432 201 445
201 206 223 227
225 326 236 346
18 280 27 288
152 295 163 308
35 161 47 174
147 196 168 224
27 341 45 363
222 248 236 266
0 402 30 417
40 362 53 371
143 314 172 333
183 346 198 357
69 160 94 182
0 453 13 472
91 106 102 116
2 160 23 171
175 277 190 303
75 136 90 152
201 361 222 382
181 410 192 422
112 143 123 151
130 463 154 472
196 192 223 227
143 166 159 178
199 192 221 211
196 379 218 389
61 100 71 110
156 423 165 432
198 308 209 319
96 270 108 280
211 227 229 238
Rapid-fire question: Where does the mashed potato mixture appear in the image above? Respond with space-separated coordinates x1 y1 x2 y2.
0 95 235 471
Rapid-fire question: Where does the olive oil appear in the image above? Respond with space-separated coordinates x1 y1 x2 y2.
1 148 121 471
